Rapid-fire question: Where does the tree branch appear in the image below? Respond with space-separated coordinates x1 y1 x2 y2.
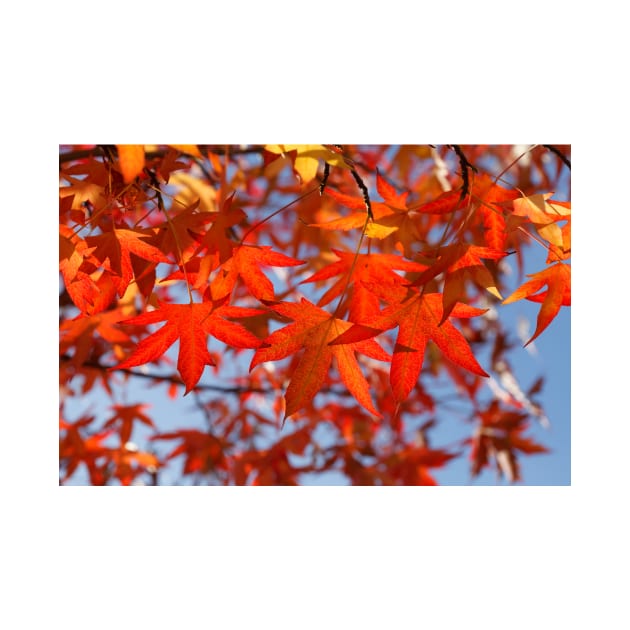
59 145 266 165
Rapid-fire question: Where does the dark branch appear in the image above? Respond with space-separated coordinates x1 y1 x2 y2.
60 354 264 394
349 165 373 220
542 144 571 169
59 145 266 166
448 144 478 201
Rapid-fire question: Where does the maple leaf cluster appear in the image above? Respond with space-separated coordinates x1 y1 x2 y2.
59 144 570 485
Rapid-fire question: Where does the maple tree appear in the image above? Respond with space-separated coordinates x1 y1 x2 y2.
59 144 570 485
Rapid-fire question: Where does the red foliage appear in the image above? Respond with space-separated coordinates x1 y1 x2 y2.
59 144 570 485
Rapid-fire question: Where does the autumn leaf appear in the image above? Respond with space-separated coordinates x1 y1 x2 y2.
330 291 488 403
310 197 393 231
59 224 96 286
413 188 464 215
380 444 458 485
116 144 145 183
469 400 548 482
250 298 390 418
85 226 171 296
413 243 507 323
264 144 348 184
59 225 118 314
509 193 571 250
155 199 214 263
466 174 521 250
210 245 305 302
194 192 247 263
60 144 569 486
410 174 519 253
109 446 161 486
301 249 426 322
103 404 156 445
60 304 136 367
115 301 263 394
63 266 118 316
59 416 113 485
312 172 425 256
151 430 225 475
502 262 571 345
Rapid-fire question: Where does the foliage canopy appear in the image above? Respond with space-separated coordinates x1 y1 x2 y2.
59 144 570 485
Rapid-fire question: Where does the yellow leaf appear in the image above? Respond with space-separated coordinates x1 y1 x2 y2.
116 145 145 183
512 193 569 248
169 171 217 212
365 221 399 239
265 144 348 184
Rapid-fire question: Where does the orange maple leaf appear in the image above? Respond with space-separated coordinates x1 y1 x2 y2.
509 193 571 249
313 172 409 235
330 291 488 403
250 298 390 419
502 262 570 345
311 184 393 231
109 445 161 486
312 172 432 256
115 301 262 393
116 145 145 183
59 224 97 286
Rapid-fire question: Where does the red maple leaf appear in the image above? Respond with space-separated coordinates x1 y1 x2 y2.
103 404 156 445
301 249 426 322
469 400 548 482
467 173 521 250
379 445 458 485
330 290 488 403
151 430 226 475
59 416 113 485
210 245 305 302
115 301 262 393
154 199 214 262
194 192 247 263
85 226 171 296
60 305 135 366
63 268 118 316
503 262 571 345
164 245 304 300
413 243 507 323
250 298 390 419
